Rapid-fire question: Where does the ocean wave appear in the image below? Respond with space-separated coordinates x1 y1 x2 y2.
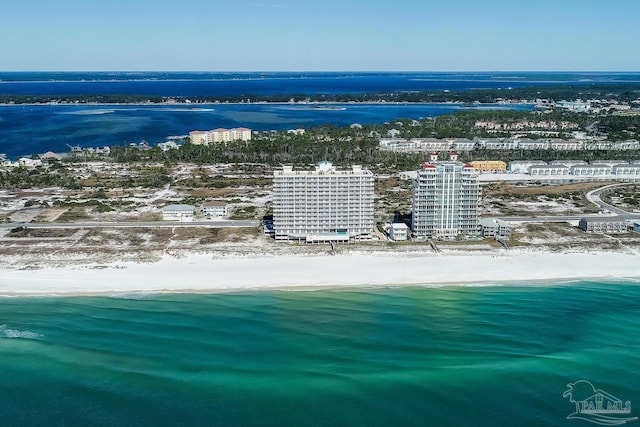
61 109 115 116
151 108 215 112
490 76 526 80
107 291 160 299
0 324 42 339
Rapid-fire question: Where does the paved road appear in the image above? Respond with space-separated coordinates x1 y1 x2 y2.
585 183 636 216
0 220 260 229
499 215 589 222
499 183 640 223
498 214 639 222
2 184 637 230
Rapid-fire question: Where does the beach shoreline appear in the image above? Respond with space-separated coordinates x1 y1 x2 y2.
1 248 638 297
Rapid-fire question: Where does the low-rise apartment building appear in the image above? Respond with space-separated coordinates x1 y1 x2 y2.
613 164 640 175
469 160 507 173
578 217 628 234
529 165 570 176
571 165 612 176
479 218 512 240
162 204 195 221
508 160 547 174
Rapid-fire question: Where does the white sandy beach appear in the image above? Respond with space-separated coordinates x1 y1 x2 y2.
1 249 639 296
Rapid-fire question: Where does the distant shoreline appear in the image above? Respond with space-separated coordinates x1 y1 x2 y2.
0 100 531 107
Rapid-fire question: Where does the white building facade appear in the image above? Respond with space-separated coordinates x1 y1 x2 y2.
161 204 195 221
272 162 374 242
613 164 640 175
571 165 612 176
529 165 571 176
389 223 409 241
508 160 547 174
202 201 228 218
578 217 628 234
479 218 511 239
412 154 480 239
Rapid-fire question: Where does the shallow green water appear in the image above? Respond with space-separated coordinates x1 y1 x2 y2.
1 282 638 426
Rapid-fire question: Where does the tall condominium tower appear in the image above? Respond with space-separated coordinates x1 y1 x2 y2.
273 162 374 243
412 152 480 239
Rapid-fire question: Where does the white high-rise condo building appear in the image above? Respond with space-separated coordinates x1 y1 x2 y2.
412 152 480 239
273 162 374 243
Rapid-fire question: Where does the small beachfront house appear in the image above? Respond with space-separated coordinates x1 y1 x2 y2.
162 204 195 221
202 201 228 218
389 223 409 241
479 218 512 240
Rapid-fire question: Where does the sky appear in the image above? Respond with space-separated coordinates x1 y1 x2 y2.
1 0 639 72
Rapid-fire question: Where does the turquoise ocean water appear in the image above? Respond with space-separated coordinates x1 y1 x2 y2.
1 282 639 426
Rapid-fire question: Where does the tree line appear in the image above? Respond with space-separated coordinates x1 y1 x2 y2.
2 83 640 105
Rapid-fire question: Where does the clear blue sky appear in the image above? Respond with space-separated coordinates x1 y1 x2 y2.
1 0 639 71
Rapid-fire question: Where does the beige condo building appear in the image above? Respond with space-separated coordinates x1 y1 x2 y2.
189 127 251 145
469 160 507 173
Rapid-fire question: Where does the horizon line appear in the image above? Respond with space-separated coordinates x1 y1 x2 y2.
2 70 640 74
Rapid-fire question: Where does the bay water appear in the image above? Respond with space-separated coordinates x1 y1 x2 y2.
0 103 532 160
4 71 639 159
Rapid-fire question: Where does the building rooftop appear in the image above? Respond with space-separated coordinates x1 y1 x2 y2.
391 223 409 230
591 160 628 166
162 204 195 211
580 216 627 223
571 164 612 169
614 163 640 168
529 165 569 169
509 160 547 165
275 163 372 176
41 151 62 160
550 160 587 165
479 218 510 227
203 201 226 207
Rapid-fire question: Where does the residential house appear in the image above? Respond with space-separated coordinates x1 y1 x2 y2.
202 201 228 218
